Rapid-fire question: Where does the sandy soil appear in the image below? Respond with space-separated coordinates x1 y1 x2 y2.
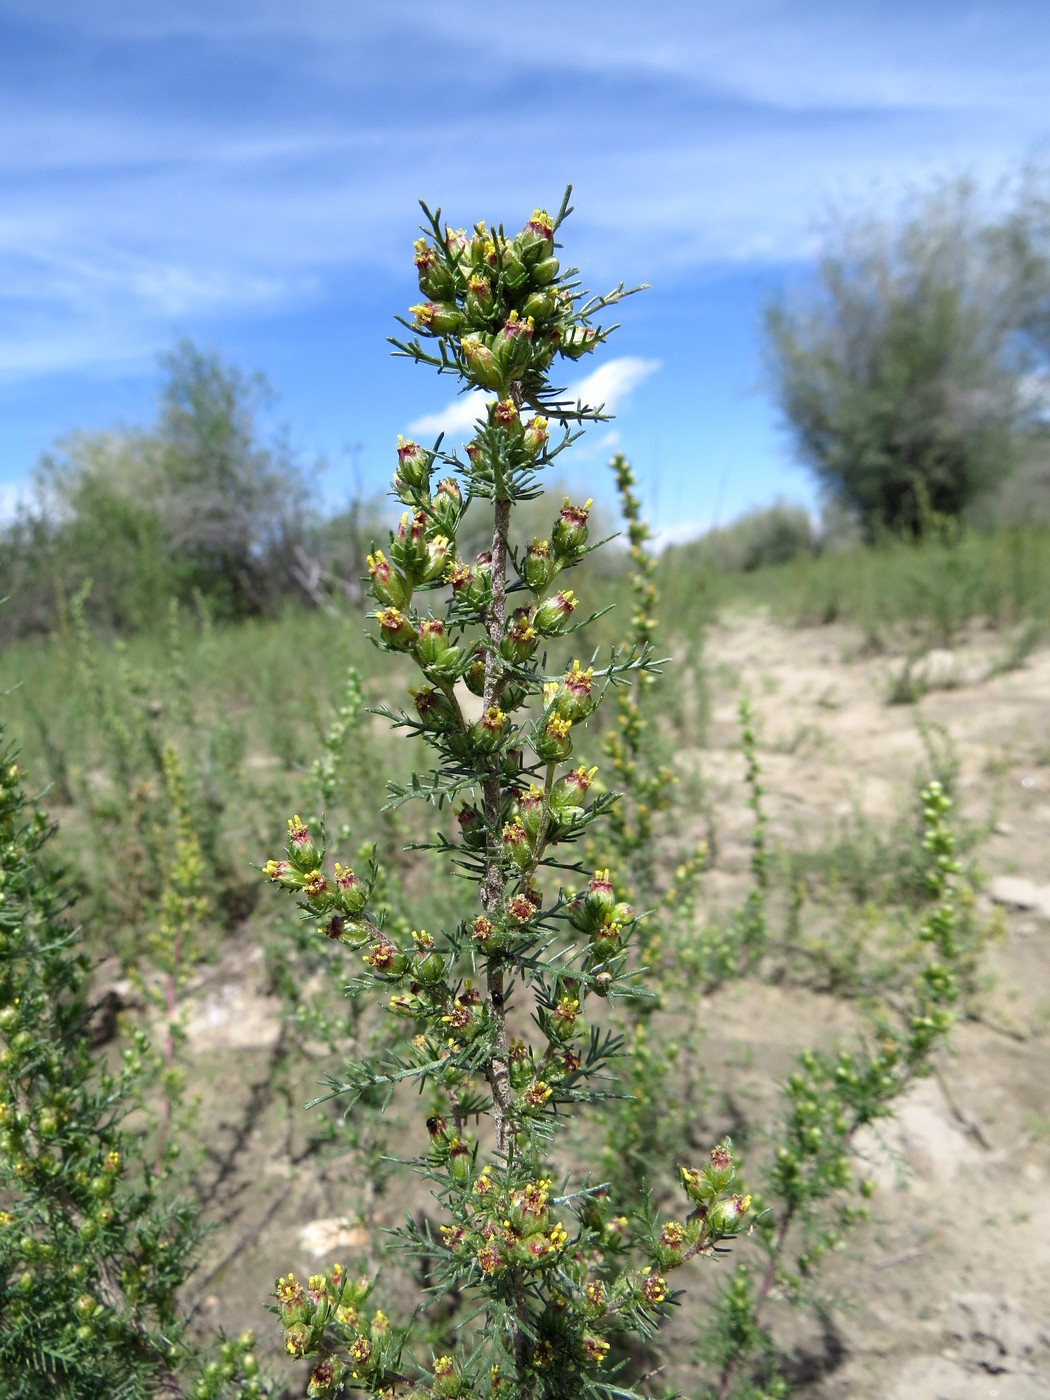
166 610 1050 1398
680 611 1050 1399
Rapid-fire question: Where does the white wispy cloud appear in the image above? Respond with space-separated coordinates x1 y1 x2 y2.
0 0 1044 391
0 5 1045 317
562 357 661 415
406 391 492 441
0 0 1048 501
404 357 660 444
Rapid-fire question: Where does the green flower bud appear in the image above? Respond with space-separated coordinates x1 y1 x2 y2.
514 208 555 263
522 537 556 593
414 686 460 733
709 1193 752 1235
500 607 538 666
523 415 550 458
367 549 410 609
430 477 463 535
469 707 509 754
589 924 622 961
363 938 409 979
424 644 463 680
262 859 305 891
333 863 368 915
559 324 599 359
391 510 429 578
707 1139 735 1191
375 606 416 651
552 496 592 561
461 335 504 390
533 712 573 762
494 312 535 379
467 221 497 268
534 588 578 636
410 300 464 335
284 1323 310 1358
569 870 616 933
679 1165 715 1207
553 659 598 722
413 238 456 300
548 994 581 1044
530 254 561 286
444 224 470 260
395 436 432 493
415 618 453 667
500 241 528 288
286 815 321 873
501 818 533 871
463 646 489 697
502 746 524 778
522 287 558 321
517 785 545 840
449 556 492 614
302 870 330 904
415 951 447 985
465 272 496 322
448 1140 473 1184
549 764 597 825
420 534 451 583
490 396 524 438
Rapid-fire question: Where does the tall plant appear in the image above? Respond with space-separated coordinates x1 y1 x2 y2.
261 193 754 1398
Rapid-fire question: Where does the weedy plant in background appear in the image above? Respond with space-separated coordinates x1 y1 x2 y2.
580 469 978 1398
261 193 756 1398
0 726 264 1400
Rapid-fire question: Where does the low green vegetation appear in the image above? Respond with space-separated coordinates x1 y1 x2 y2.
0 184 1033 1398
662 519 1050 647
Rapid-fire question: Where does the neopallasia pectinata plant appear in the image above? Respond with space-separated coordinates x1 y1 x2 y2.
260 191 755 1400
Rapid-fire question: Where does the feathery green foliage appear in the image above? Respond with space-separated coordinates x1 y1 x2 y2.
260 194 755 1400
0 723 263 1398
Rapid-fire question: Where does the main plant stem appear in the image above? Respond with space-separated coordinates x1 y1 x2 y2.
478 388 538 1391
481 380 524 1160
482 487 513 1157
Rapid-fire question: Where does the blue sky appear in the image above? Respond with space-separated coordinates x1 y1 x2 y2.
2 1 1048 541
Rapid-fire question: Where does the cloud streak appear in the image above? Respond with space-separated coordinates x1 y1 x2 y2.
1 0 1047 525
404 357 660 443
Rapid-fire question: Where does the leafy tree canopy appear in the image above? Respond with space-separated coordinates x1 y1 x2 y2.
764 166 1050 538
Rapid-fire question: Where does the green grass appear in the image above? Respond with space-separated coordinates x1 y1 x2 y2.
658 521 1050 647
0 605 447 964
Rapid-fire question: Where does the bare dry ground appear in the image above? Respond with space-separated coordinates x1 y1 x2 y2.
171 610 1050 1398
683 611 1050 1399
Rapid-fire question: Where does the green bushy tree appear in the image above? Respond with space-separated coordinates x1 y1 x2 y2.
763 174 1045 538
0 343 313 640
